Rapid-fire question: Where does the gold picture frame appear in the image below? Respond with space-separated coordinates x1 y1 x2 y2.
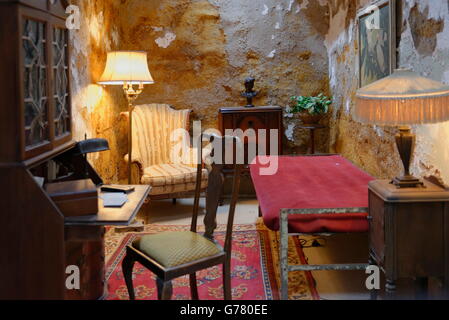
358 0 397 88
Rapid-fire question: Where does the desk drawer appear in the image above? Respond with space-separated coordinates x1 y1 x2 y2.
369 191 385 265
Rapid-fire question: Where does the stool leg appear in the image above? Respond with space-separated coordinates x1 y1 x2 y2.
156 277 173 300
122 253 136 300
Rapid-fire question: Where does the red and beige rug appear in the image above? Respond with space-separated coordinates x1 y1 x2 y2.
105 219 319 300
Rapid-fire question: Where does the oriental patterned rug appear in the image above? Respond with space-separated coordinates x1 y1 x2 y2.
105 219 319 300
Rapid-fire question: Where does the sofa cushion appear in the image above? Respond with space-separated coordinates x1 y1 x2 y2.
148 180 208 196
142 164 208 187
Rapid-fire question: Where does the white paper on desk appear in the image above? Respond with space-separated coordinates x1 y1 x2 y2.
34 176 45 187
101 192 128 207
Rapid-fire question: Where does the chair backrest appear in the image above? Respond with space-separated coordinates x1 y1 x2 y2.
191 134 243 254
132 104 191 167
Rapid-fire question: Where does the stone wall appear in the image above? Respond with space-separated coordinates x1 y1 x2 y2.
108 0 331 154
70 0 127 183
325 0 449 182
70 0 449 184
69 0 333 183
399 0 449 183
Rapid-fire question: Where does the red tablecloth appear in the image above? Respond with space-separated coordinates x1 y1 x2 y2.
250 155 374 233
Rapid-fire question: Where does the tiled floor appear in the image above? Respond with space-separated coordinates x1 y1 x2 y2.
137 197 371 300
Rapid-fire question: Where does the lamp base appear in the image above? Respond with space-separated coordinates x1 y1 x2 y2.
393 126 424 188
391 175 424 188
123 82 144 184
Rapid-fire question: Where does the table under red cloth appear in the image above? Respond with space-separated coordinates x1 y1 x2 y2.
250 155 374 233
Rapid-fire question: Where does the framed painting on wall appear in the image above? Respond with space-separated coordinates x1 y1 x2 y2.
358 0 396 88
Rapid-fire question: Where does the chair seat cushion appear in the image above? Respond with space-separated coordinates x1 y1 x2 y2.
132 231 222 268
142 164 208 187
148 180 208 196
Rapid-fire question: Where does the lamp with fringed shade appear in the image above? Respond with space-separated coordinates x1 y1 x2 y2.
98 51 154 183
355 68 449 188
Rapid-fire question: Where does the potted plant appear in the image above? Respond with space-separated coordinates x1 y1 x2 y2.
289 93 332 125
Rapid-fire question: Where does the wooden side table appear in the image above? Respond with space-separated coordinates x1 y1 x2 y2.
298 124 326 154
368 179 449 299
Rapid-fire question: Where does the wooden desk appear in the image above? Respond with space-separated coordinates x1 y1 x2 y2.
64 185 150 300
65 185 150 226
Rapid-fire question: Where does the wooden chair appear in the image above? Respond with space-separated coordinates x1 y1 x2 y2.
122 134 243 300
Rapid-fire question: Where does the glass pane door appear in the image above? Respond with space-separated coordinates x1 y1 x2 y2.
52 27 70 138
22 19 49 148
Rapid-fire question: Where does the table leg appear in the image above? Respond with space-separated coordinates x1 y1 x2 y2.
310 128 316 154
64 225 105 300
280 210 289 300
445 210 449 299
444 276 449 299
386 279 396 300
414 277 428 300
368 256 379 300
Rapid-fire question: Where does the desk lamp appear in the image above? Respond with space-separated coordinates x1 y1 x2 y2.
355 68 449 188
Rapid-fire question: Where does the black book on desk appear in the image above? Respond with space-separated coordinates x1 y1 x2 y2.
100 185 135 193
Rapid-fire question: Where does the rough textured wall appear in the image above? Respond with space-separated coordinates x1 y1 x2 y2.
70 0 449 184
70 0 128 183
326 0 449 182
325 0 401 179
398 0 449 183
115 0 330 154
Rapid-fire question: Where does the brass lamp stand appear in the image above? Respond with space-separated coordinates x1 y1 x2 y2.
392 126 423 188
98 51 154 184
123 82 144 184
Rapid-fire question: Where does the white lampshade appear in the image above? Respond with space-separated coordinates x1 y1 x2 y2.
98 51 154 85
355 68 449 125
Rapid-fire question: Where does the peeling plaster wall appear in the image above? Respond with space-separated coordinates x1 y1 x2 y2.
68 0 335 183
70 0 449 184
114 0 330 154
400 0 449 183
325 0 402 179
70 0 127 183
326 0 449 182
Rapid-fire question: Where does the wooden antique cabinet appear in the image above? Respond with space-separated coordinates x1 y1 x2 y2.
368 179 449 298
0 1 152 300
218 106 283 169
0 0 71 162
0 1 72 299
218 106 283 198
